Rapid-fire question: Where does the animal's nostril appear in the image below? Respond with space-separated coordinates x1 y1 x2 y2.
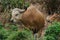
47 20 50 22
10 20 13 22
47 20 52 23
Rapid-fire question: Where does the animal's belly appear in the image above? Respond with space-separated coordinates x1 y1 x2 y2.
22 19 45 34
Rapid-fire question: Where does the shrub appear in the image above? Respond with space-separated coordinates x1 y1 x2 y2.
0 28 7 40
0 26 10 40
0 0 30 11
0 22 34 40
44 22 60 40
0 22 3 28
4 23 18 31
6 29 34 40
0 22 13 40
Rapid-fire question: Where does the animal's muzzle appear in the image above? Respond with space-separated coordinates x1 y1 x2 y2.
10 18 14 23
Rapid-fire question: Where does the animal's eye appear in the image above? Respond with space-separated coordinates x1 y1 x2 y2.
15 14 18 16
20 11 25 13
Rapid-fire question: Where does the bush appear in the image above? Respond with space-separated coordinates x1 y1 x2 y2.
5 23 18 31
0 22 13 40
0 0 30 11
0 22 34 40
0 26 9 40
6 29 34 40
0 28 7 40
44 22 60 40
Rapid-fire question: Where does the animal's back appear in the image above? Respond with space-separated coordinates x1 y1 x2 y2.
21 5 45 34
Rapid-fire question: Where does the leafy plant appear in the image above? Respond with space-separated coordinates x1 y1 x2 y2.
0 0 30 11
44 22 60 40
0 22 3 29
0 22 34 40
0 26 10 40
0 22 12 40
6 29 34 40
4 23 18 31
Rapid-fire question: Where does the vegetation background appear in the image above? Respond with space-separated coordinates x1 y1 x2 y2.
0 0 60 40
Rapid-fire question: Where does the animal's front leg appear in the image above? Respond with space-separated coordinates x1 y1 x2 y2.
34 33 39 40
23 24 30 30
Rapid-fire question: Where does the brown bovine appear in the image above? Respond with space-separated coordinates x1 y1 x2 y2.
11 5 45 37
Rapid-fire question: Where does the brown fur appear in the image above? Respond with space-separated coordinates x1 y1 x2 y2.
20 5 45 36
47 13 60 22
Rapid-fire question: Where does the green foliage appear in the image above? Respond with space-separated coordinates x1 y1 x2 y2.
44 22 60 40
6 29 34 40
0 27 10 40
0 0 30 11
0 22 34 40
4 23 18 31
0 22 13 40
0 22 3 29
0 28 7 40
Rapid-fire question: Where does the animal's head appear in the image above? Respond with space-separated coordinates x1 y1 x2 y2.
46 13 60 23
10 8 25 23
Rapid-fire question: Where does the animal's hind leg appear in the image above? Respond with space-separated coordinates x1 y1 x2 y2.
37 27 45 38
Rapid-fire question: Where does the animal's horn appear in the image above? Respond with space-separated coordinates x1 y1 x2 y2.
20 9 25 12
